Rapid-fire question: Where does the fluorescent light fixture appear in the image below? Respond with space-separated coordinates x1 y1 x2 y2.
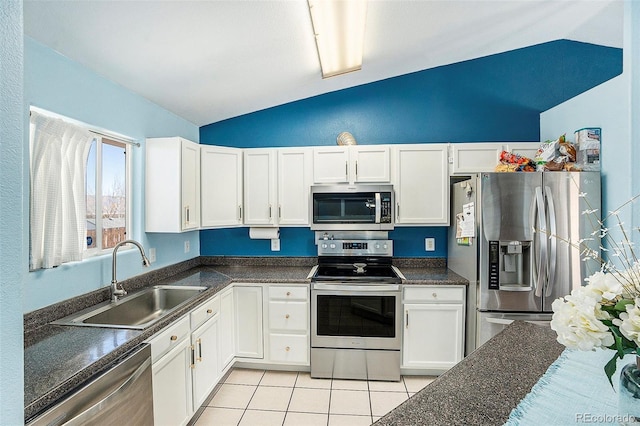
308 0 367 78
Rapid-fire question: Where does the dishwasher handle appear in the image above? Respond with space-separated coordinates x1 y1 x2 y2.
65 356 152 425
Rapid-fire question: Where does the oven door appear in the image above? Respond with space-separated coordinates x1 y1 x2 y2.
311 283 401 350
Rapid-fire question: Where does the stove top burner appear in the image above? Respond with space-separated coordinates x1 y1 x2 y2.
311 259 402 283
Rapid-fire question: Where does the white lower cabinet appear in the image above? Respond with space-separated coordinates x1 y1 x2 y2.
149 317 193 426
191 313 220 410
219 287 235 370
234 286 264 359
402 286 465 371
149 295 222 425
266 285 309 365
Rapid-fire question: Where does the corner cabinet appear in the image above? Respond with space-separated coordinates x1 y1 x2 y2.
146 137 200 232
391 144 449 225
201 145 243 228
234 285 264 359
402 286 465 372
313 145 390 184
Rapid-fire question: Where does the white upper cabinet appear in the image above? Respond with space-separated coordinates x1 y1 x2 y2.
350 145 391 183
313 145 390 184
243 147 312 227
201 145 243 228
505 142 541 161
146 137 200 232
391 144 449 225
313 147 350 184
449 143 505 174
277 148 312 225
244 149 278 226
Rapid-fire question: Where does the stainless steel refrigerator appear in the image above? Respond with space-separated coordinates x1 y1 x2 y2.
448 172 601 351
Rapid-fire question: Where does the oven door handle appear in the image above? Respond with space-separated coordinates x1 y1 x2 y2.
312 283 401 292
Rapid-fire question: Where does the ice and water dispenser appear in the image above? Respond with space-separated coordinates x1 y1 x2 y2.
488 241 531 290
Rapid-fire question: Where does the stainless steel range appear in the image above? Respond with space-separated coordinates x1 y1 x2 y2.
308 239 404 381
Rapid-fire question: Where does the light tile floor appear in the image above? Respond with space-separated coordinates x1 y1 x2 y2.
195 368 436 426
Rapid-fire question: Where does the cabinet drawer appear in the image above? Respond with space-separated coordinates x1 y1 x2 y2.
268 333 308 364
190 295 220 330
268 301 308 331
148 315 190 362
404 286 465 303
269 286 308 301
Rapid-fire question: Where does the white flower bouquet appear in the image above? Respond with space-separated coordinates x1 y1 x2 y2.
550 194 640 385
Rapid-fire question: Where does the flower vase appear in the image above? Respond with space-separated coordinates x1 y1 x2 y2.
619 356 640 424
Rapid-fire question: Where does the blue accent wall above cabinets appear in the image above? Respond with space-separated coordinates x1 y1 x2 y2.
201 40 622 148
199 39 622 258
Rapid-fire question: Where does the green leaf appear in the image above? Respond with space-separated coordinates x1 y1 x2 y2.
604 352 620 388
614 299 634 312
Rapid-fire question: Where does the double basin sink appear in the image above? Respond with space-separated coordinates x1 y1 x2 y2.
52 285 207 330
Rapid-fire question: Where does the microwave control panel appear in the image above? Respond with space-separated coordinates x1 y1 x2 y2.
380 193 392 223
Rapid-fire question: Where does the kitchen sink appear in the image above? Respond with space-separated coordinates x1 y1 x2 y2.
51 285 207 330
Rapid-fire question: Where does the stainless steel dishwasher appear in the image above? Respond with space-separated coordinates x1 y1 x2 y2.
27 344 153 426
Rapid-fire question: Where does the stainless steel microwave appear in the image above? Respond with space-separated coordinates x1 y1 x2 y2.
310 184 394 231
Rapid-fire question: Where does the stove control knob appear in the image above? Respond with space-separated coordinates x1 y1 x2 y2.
321 243 328 249
375 244 380 249
330 243 336 249
383 244 388 249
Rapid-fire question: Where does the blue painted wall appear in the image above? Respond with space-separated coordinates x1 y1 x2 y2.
23 37 201 312
200 40 622 258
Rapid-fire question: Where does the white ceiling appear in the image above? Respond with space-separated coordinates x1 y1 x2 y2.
23 0 623 127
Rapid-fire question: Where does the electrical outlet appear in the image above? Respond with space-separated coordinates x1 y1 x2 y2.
184 240 190 253
425 238 435 252
148 248 156 263
271 238 280 251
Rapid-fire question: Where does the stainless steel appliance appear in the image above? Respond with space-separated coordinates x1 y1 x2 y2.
309 239 404 381
26 344 153 426
448 172 601 350
310 184 394 231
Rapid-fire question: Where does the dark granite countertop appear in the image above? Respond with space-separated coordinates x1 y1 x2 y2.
375 321 564 426
23 256 466 421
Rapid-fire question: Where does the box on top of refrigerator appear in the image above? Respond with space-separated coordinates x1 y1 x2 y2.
575 127 601 171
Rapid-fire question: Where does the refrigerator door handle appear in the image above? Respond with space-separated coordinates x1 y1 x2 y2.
534 186 547 298
545 186 557 297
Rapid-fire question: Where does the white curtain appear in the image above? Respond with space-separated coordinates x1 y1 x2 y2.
30 112 94 270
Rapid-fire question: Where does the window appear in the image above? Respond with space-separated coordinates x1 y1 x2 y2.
85 136 130 255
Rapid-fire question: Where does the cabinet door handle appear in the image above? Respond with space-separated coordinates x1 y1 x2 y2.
286 291 291 296
269 205 272 219
207 309 213 314
197 338 202 362
406 310 409 328
355 161 358 177
345 161 348 179
397 203 400 219
170 335 178 341
238 205 242 221
190 345 195 368
285 314 290 319
185 206 190 225
285 346 290 352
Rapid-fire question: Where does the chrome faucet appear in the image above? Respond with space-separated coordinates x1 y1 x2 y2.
111 239 151 302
